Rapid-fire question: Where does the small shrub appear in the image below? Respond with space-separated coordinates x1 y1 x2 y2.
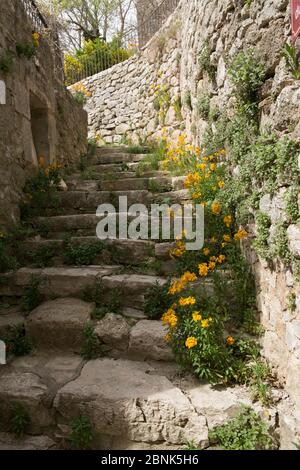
16 42 36 59
69 415 94 449
29 245 56 268
199 40 217 81
5 324 32 357
282 43 300 80
63 239 105 266
209 407 276 450
144 280 172 319
11 402 31 437
197 93 210 119
81 323 102 360
21 276 43 313
0 51 13 72
227 49 265 104
0 237 18 273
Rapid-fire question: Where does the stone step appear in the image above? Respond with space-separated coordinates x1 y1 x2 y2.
1 267 167 309
91 153 149 165
96 146 148 156
69 170 169 181
22 237 156 267
0 354 213 449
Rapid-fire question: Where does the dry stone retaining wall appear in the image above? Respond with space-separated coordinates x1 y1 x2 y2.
81 0 300 442
0 0 88 227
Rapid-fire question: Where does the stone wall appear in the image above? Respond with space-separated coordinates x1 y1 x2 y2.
80 0 300 446
0 0 88 228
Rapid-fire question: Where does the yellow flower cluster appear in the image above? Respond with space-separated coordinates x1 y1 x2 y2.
211 201 222 215
71 83 92 98
223 215 233 228
162 308 178 328
169 240 186 258
32 32 40 48
185 337 198 349
226 336 235 346
198 255 226 277
169 271 197 295
234 229 248 241
179 296 196 307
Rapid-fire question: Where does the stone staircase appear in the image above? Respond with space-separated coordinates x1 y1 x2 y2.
0 147 268 450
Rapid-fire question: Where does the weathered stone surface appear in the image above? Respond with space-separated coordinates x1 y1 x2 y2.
129 320 173 361
0 370 52 432
26 298 93 351
54 358 209 447
0 433 56 450
95 313 130 351
287 224 300 259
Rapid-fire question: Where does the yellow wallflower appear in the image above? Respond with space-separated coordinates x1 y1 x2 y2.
234 229 248 241
210 163 217 171
181 272 197 283
179 296 196 307
197 162 207 171
218 181 225 189
162 309 177 328
209 261 216 271
203 248 210 256
192 312 202 322
218 255 226 264
227 336 235 346
201 319 210 329
223 215 233 227
185 337 198 349
165 333 172 343
211 202 222 215
223 235 231 243
198 263 209 277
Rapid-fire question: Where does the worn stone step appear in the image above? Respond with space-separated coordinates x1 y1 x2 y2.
30 190 152 215
23 237 156 267
91 153 149 165
53 358 209 449
1 268 167 309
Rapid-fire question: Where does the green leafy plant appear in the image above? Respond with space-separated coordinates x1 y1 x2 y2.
29 245 57 268
209 407 276 450
253 212 271 260
287 291 296 312
0 236 18 273
144 281 172 319
11 402 31 437
282 43 300 80
197 93 210 119
81 323 102 360
294 440 300 450
4 324 32 357
69 415 94 449
227 49 265 104
16 42 36 59
21 276 44 313
184 90 192 111
63 239 105 266
0 51 13 72
248 360 273 406
199 40 217 81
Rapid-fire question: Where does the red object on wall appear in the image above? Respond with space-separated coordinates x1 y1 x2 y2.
292 0 300 41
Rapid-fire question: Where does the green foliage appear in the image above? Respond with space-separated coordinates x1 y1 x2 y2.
197 93 210 119
252 212 271 259
11 402 31 437
295 440 300 450
63 238 105 266
271 221 292 264
0 237 18 273
64 38 130 86
227 49 265 104
209 407 275 450
81 323 102 360
4 324 32 357
73 91 87 105
285 186 299 223
248 360 273 406
69 415 94 449
144 281 172 319
21 276 44 313
0 51 13 72
29 245 57 268
199 40 216 81
184 441 200 450
183 90 192 111
173 96 183 121
287 291 296 312
282 43 300 80
16 42 36 59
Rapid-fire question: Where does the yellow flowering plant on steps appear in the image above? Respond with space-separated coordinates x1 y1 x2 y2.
143 134 263 385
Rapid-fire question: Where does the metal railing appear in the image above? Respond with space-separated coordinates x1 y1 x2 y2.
20 0 48 31
66 0 181 85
